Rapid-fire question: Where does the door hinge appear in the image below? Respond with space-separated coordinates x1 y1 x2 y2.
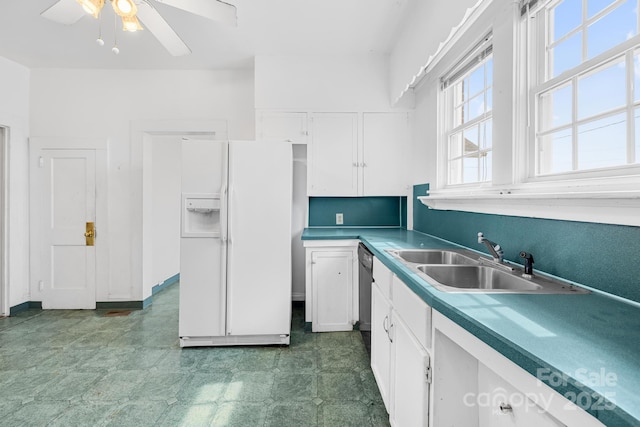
425 365 432 384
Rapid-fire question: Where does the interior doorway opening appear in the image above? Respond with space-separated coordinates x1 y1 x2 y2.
0 126 7 316
141 129 220 302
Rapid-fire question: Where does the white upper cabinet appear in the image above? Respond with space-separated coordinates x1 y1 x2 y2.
309 112 359 196
256 111 308 144
362 112 411 196
257 110 412 196
308 112 412 196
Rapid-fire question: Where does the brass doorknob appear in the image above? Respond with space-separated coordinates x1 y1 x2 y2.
85 222 95 246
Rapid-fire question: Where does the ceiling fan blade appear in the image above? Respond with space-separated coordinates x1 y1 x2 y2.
154 0 237 26
136 1 191 56
41 0 86 25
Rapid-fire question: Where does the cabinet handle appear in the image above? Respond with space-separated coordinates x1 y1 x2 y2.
388 322 394 343
382 315 389 333
499 403 513 413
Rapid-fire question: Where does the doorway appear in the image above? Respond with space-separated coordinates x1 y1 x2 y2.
135 121 225 301
0 127 7 316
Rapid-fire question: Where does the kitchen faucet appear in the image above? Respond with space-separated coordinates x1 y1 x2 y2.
477 232 504 263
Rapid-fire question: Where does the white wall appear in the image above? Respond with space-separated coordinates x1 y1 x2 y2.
389 0 479 104
151 136 181 288
29 68 254 302
255 54 393 110
0 57 30 311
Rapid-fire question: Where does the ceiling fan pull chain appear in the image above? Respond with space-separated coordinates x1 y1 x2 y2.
112 12 120 54
96 9 105 46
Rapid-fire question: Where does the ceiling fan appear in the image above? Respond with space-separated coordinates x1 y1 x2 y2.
40 0 237 56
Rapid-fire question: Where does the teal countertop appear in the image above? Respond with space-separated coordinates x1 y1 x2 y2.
302 227 640 427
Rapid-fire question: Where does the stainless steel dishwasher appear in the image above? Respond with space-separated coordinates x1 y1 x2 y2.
357 242 373 332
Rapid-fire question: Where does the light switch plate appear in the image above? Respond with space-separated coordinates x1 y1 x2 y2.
336 213 344 225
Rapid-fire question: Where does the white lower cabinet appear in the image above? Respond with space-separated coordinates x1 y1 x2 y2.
304 240 358 332
477 363 563 427
432 310 605 427
371 260 604 427
371 259 431 426
371 282 393 409
390 312 430 427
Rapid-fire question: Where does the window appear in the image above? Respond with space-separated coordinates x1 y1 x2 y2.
530 0 640 177
420 0 640 226
441 37 493 186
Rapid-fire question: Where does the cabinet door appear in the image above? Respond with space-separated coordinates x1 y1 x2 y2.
372 256 393 300
478 363 565 427
371 282 393 411
256 111 308 143
362 112 411 196
309 113 358 196
311 250 354 332
391 312 430 427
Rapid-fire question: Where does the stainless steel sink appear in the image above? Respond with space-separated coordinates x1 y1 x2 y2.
385 248 589 294
387 249 479 265
417 265 589 294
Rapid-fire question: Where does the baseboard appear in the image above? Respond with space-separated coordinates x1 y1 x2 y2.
96 301 145 310
152 273 180 295
9 301 42 316
10 274 181 315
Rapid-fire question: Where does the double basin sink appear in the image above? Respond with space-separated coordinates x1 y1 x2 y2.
386 249 589 294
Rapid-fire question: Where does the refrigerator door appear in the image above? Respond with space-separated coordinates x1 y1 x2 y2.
226 141 292 336
179 140 228 338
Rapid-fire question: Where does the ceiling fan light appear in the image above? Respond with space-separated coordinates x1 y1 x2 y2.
76 0 105 18
111 0 137 18
121 15 143 32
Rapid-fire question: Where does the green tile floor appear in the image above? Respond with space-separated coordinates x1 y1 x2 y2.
0 284 390 426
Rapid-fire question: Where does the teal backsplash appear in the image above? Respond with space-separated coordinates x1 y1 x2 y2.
309 197 405 227
413 184 640 303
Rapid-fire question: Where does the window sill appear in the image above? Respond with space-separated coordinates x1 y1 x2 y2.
417 189 640 227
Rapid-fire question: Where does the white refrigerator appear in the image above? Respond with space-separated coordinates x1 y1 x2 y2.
179 140 292 347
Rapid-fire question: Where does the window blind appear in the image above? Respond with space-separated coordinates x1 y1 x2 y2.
440 32 493 90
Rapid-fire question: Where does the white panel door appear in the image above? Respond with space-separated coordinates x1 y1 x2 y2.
309 113 358 196
179 140 228 338
36 149 97 309
362 112 411 196
226 141 292 336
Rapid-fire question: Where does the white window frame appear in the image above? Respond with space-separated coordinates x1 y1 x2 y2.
418 0 640 227
527 0 640 182
440 40 494 189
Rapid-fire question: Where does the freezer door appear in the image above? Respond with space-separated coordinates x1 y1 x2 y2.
179 140 228 338
226 141 292 336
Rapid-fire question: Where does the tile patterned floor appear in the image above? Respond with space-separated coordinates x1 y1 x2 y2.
0 285 390 426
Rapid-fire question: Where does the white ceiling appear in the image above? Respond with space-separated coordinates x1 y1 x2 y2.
0 0 412 69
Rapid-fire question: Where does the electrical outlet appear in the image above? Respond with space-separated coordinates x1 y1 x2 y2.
336 213 344 225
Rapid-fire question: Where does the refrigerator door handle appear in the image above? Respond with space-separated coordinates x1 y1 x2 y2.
221 184 228 242
227 187 233 245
